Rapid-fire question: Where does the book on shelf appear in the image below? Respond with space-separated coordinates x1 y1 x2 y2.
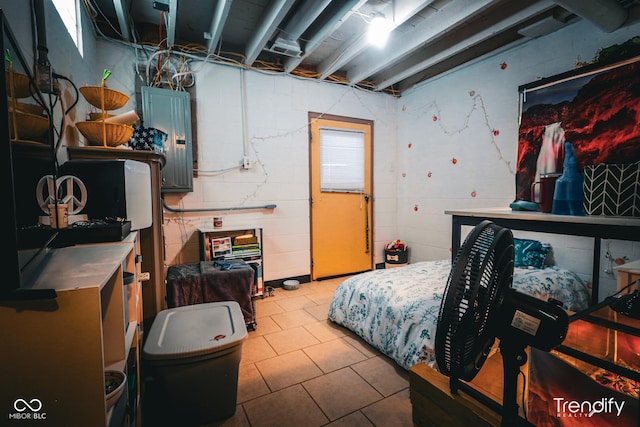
232 248 260 256
233 244 259 251
234 234 258 246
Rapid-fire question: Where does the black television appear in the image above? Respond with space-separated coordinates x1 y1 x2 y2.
1 9 57 299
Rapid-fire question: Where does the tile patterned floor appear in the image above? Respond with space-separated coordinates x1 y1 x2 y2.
142 277 413 426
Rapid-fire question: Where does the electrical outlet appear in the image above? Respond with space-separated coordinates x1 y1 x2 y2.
35 63 53 93
138 272 151 282
242 156 252 169
152 1 169 12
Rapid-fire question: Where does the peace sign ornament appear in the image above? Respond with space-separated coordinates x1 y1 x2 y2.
36 175 88 226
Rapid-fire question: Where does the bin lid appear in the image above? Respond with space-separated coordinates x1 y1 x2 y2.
143 301 248 360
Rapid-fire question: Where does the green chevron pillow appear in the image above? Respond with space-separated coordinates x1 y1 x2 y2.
583 162 640 217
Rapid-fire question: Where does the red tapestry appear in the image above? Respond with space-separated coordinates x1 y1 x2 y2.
516 56 640 202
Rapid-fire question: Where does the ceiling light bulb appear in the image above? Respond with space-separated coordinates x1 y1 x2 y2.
367 15 394 48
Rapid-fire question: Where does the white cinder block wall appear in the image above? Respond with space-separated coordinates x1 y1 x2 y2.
97 40 399 281
159 67 399 280
396 18 640 299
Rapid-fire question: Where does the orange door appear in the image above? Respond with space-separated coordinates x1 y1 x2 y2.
309 114 373 280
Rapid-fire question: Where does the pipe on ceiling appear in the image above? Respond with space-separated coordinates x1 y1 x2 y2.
553 0 628 32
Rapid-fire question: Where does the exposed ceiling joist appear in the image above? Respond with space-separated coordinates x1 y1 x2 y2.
269 0 332 57
111 0 131 40
318 0 437 80
517 10 575 38
165 0 178 46
244 0 296 65
554 0 628 32
347 0 499 85
393 0 441 23
206 0 234 53
317 32 367 79
373 0 557 90
396 31 531 92
278 0 332 41
283 0 368 73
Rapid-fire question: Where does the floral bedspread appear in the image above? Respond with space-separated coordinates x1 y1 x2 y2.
328 259 590 371
511 266 591 313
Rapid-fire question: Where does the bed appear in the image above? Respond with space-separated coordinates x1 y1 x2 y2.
328 258 591 371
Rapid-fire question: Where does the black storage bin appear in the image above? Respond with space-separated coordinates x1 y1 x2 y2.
385 249 408 264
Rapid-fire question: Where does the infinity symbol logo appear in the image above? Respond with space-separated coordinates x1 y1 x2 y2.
14 398 43 412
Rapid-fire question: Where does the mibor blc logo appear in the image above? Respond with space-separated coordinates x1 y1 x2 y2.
9 398 46 421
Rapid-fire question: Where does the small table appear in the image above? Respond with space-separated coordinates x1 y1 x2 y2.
615 259 640 293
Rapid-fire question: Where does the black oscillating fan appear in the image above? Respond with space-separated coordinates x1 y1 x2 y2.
435 220 569 426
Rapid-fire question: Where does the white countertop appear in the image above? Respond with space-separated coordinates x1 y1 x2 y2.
444 207 640 226
24 242 133 291
614 259 640 275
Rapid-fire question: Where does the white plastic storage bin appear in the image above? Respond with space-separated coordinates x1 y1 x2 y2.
143 301 248 424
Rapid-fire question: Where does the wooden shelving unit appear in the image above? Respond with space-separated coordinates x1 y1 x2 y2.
0 234 144 426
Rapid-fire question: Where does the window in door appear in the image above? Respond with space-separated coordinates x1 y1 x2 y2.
320 128 365 193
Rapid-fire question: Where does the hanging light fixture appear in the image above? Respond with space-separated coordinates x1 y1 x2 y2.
367 13 395 48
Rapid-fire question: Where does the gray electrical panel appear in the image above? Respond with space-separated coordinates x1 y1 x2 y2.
141 86 193 192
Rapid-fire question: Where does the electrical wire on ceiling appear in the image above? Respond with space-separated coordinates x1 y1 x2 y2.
83 0 127 41
80 1 399 96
